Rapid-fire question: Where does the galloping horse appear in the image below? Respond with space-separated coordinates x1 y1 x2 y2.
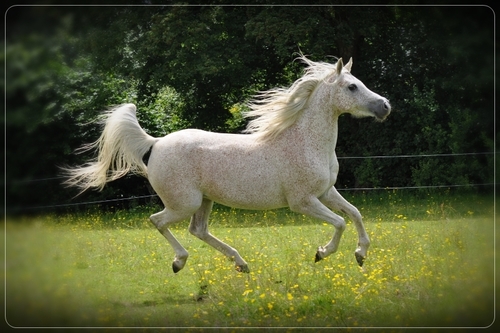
65 55 391 273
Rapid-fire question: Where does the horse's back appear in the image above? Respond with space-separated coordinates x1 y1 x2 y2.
147 129 288 210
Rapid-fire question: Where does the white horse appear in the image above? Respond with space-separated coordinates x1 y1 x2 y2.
65 55 391 273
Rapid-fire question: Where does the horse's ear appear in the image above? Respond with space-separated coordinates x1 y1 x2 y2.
344 57 353 72
336 58 344 75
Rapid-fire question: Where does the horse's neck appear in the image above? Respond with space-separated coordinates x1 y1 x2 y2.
270 105 338 165
293 99 339 155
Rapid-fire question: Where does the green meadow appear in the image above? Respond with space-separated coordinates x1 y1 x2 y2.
4 190 495 330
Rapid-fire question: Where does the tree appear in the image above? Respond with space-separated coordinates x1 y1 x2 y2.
5 4 494 212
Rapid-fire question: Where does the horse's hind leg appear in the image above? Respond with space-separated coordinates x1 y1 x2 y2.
150 209 191 273
189 198 249 273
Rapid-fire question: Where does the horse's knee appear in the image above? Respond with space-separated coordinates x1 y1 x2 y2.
350 207 363 223
332 215 346 231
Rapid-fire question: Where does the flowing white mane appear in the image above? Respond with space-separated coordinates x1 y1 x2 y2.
243 55 339 141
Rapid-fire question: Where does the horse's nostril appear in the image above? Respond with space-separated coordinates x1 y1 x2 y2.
383 102 389 110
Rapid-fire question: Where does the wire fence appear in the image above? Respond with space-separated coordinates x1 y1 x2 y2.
7 151 496 211
18 183 495 212
337 152 493 160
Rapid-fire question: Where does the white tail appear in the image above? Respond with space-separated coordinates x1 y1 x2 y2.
63 103 158 193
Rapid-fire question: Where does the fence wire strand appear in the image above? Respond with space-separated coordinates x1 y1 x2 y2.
13 183 495 212
7 151 496 211
7 151 494 185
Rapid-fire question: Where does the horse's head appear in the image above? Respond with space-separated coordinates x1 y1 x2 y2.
329 58 391 121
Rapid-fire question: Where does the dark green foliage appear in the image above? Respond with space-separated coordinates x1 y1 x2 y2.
5 4 494 212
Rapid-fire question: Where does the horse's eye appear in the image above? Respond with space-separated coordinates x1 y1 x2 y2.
348 84 357 91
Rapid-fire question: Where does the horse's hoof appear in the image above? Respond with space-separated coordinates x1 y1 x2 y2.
355 252 365 267
236 264 250 273
315 251 323 263
172 262 182 273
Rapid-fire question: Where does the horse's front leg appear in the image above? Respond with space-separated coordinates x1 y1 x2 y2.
189 198 250 273
319 186 370 266
289 196 347 262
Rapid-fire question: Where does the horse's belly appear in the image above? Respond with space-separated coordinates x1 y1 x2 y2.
206 189 288 210
201 170 288 210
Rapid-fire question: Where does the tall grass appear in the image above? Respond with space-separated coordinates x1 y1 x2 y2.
4 190 495 329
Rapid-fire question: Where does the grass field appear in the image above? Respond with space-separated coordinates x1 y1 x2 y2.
3 190 496 330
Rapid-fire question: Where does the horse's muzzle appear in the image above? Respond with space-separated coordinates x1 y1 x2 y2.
371 99 391 121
